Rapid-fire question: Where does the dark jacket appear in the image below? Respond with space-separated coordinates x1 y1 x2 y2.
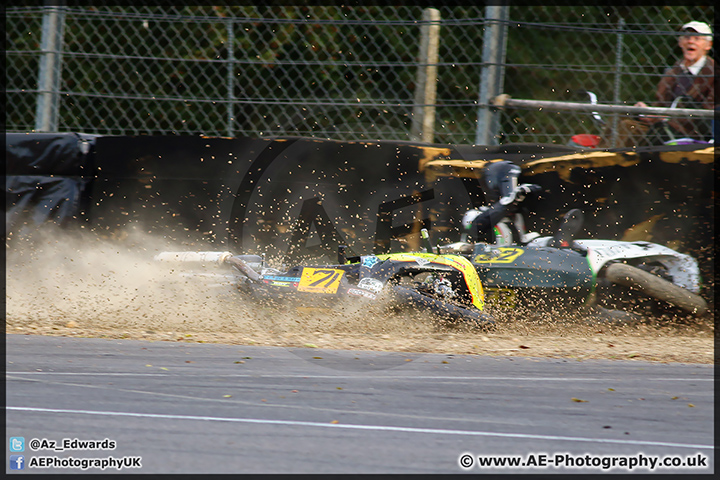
655 56 715 139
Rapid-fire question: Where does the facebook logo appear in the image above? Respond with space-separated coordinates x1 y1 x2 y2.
10 437 25 452
10 455 25 470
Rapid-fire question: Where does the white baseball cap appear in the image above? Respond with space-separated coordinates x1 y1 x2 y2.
681 21 712 38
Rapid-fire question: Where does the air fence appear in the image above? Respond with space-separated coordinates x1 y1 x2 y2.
5 4 714 147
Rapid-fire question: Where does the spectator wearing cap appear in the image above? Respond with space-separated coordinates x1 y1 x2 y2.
601 21 715 148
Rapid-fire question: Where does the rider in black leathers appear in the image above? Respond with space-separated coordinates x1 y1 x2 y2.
461 161 542 245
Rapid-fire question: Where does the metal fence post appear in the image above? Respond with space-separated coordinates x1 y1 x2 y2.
34 1 66 133
411 8 441 143
608 17 626 148
226 18 236 138
475 5 509 146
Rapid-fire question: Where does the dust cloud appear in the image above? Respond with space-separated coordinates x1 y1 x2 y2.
5 225 436 345
5 225 714 364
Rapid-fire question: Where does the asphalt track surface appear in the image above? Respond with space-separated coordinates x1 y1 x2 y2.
5 334 714 474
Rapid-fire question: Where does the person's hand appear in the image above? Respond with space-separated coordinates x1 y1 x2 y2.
635 101 666 124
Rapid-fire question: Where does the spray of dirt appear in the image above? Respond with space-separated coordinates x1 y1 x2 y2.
5 225 714 363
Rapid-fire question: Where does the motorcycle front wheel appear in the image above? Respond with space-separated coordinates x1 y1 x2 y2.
604 263 708 317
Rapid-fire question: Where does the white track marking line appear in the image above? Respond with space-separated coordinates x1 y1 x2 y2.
7 374 713 428
0 375 629 431
7 372 714 381
6 406 713 450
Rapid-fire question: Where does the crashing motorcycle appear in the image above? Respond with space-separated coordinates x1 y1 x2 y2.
153 249 494 328
440 207 708 321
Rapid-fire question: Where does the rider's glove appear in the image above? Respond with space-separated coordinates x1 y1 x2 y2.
516 183 542 201
500 183 542 205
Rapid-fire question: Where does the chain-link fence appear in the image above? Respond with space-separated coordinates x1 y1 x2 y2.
5 4 714 146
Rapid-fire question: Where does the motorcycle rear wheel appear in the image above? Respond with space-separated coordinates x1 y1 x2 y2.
605 263 708 317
